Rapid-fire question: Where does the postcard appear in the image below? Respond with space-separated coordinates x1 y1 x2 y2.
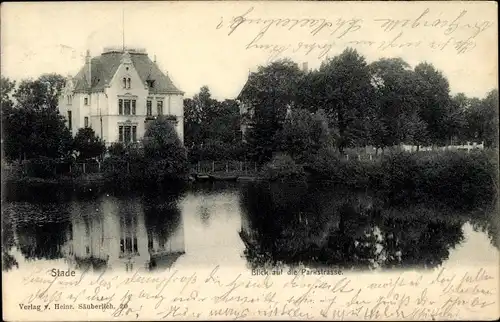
1 0 498 320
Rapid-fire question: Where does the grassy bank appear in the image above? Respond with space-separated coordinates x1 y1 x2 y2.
265 149 498 211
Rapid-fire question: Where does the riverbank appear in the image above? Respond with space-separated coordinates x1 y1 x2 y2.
3 149 497 211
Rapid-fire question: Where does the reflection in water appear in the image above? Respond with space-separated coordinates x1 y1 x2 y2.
1 181 498 272
61 195 185 272
239 182 496 270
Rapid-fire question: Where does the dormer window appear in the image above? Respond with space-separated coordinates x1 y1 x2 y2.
146 80 155 88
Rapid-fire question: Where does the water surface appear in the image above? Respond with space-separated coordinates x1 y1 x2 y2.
2 181 498 273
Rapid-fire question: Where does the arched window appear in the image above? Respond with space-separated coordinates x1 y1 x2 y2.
123 77 127 88
127 78 131 89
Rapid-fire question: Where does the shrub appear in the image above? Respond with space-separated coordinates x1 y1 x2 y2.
264 153 306 181
303 149 496 210
25 157 57 178
375 150 497 210
108 142 125 157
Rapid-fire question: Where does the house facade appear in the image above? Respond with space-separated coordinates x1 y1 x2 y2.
58 47 184 145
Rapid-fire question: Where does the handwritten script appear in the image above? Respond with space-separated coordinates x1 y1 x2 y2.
4 265 498 320
216 6 494 60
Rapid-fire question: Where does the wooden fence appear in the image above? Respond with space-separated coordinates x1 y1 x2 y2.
192 161 259 174
3 161 101 177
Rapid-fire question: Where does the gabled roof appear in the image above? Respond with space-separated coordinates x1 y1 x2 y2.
72 51 183 95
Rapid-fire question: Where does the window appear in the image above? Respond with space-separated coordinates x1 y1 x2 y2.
124 126 131 143
146 100 152 116
123 78 127 89
124 100 131 115
67 111 72 130
119 99 123 115
84 117 89 128
119 99 136 115
157 101 163 115
127 78 131 89
146 80 155 88
84 97 89 105
119 126 124 142
118 125 137 143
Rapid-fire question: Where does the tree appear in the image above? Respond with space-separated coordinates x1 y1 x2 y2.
466 89 499 148
73 127 105 160
38 73 66 108
13 74 66 110
143 117 188 180
240 59 304 163
206 99 241 143
184 87 242 161
3 74 72 162
316 48 374 153
414 62 451 145
369 58 429 149
1 77 16 155
275 108 334 164
183 86 219 147
482 89 499 148
3 107 72 161
1 76 15 112
446 93 469 144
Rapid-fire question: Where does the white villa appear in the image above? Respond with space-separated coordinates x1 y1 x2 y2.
58 47 184 145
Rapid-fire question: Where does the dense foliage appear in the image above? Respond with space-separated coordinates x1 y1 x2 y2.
2 74 72 161
102 117 188 187
73 128 106 160
237 49 498 164
183 86 242 162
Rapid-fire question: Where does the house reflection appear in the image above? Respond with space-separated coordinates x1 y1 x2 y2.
62 196 185 271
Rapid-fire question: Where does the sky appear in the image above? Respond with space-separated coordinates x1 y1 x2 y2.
1 1 497 100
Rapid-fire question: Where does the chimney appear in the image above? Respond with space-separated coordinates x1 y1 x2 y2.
302 62 308 72
154 54 157 64
85 50 91 87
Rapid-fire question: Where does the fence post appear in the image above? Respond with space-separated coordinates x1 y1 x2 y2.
226 162 228 173
358 154 361 161
69 164 72 173
254 162 257 172
346 155 349 161
212 161 215 172
83 163 86 174
369 154 373 161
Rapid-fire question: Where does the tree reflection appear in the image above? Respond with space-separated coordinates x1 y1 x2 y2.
240 182 468 270
377 216 464 269
16 220 70 261
142 190 185 270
